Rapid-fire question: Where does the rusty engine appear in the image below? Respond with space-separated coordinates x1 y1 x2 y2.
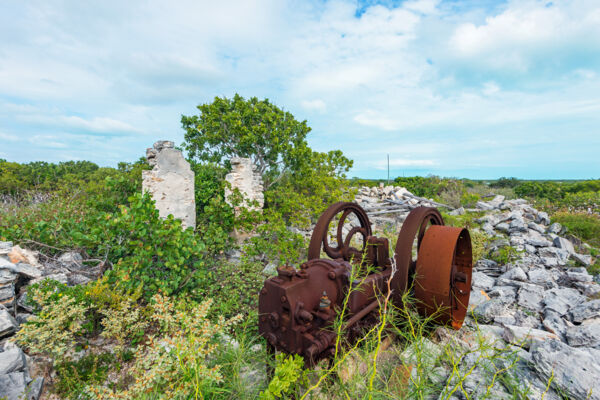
258 202 473 364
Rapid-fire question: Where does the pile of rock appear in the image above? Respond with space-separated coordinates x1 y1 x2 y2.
352 188 600 399
475 194 593 268
0 241 97 399
465 197 600 398
355 185 443 231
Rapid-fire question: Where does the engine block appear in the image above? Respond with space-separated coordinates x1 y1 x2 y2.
258 202 473 364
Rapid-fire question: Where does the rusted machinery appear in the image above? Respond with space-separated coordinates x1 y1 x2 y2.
258 202 472 364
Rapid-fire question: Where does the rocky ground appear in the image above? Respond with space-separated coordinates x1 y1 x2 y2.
1 242 96 399
355 185 600 400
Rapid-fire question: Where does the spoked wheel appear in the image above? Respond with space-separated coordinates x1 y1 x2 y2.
391 207 444 305
308 202 372 262
414 226 472 329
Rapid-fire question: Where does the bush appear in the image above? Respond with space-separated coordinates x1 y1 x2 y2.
86 294 242 400
490 177 520 188
100 193 209 300
514 181 562 201
552 212 600 247
16 283 90 362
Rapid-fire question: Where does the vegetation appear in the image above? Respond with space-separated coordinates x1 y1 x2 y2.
552 212 600 248
1 94 596 398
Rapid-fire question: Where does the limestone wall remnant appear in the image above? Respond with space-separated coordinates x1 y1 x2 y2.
142 140 195 229
225 157 264 212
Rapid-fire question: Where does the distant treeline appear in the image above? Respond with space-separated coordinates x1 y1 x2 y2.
0 159 147 195
2 160 598 210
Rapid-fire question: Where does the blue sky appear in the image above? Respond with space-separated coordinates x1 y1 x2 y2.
1 0 599 179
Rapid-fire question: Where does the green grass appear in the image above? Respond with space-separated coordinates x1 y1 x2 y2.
552 212 600 247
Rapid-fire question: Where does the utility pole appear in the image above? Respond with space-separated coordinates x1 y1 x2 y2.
387 154 390 184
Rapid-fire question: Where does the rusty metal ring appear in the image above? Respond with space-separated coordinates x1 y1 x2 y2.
308 202 372 262
391 207 444 305
413 226 473 329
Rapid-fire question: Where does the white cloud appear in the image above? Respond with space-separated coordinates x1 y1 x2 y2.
61 116 141 134
482 81 500 96
0 0 599 177
448 1 600 71
17 114 142 135
301 99 327 112
353 110 400 131
0 132 19 142
27 135 68 149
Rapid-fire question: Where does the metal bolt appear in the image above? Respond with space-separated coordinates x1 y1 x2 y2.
328 271 336 279
280 296 287 303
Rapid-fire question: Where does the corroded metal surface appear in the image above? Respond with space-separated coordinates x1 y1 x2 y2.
259 202 472 365
414 225 472 329
308 202 372 262
392 207 444 306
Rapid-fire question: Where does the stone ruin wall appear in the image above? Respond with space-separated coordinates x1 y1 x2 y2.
142 140 196 229
225 157 264 212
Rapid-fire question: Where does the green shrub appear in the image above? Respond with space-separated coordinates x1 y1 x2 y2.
16 283 90 362
490 177 520 188
53 353 117 398
86 294 242 400
260 354 307 400
552 212 600 247
488 245 521 265
101 193 208 299
514 181 562 201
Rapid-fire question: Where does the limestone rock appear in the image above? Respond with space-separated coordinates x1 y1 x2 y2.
566 270 593 282
502 325 558 349
488 285 517 304
7 245 40 268
566 320 600 348
553 237 575 255
571 253 593 267
523 230 553 247
471 272 495 290
531 339 600 400
517 284 545 312
0 372 31 400
547 222 562 235
571 300 600 323
448 207 465 216
527 268 555 287
499 266 527 282
142 140 195 229
536 211 551 225
0 241 12 255
468 288 490 310
0 306 18 337
473 299 506 323
0 347 26 374
542 310 570 342
508 218 528 234
495 222 509 233
543 287 585 316
0 262 42 279
57 251 83 267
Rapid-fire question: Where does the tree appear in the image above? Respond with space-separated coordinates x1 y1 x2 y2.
181 94 354 225
181 94 313 189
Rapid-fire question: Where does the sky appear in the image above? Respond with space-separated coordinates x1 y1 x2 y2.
0 0 599 179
